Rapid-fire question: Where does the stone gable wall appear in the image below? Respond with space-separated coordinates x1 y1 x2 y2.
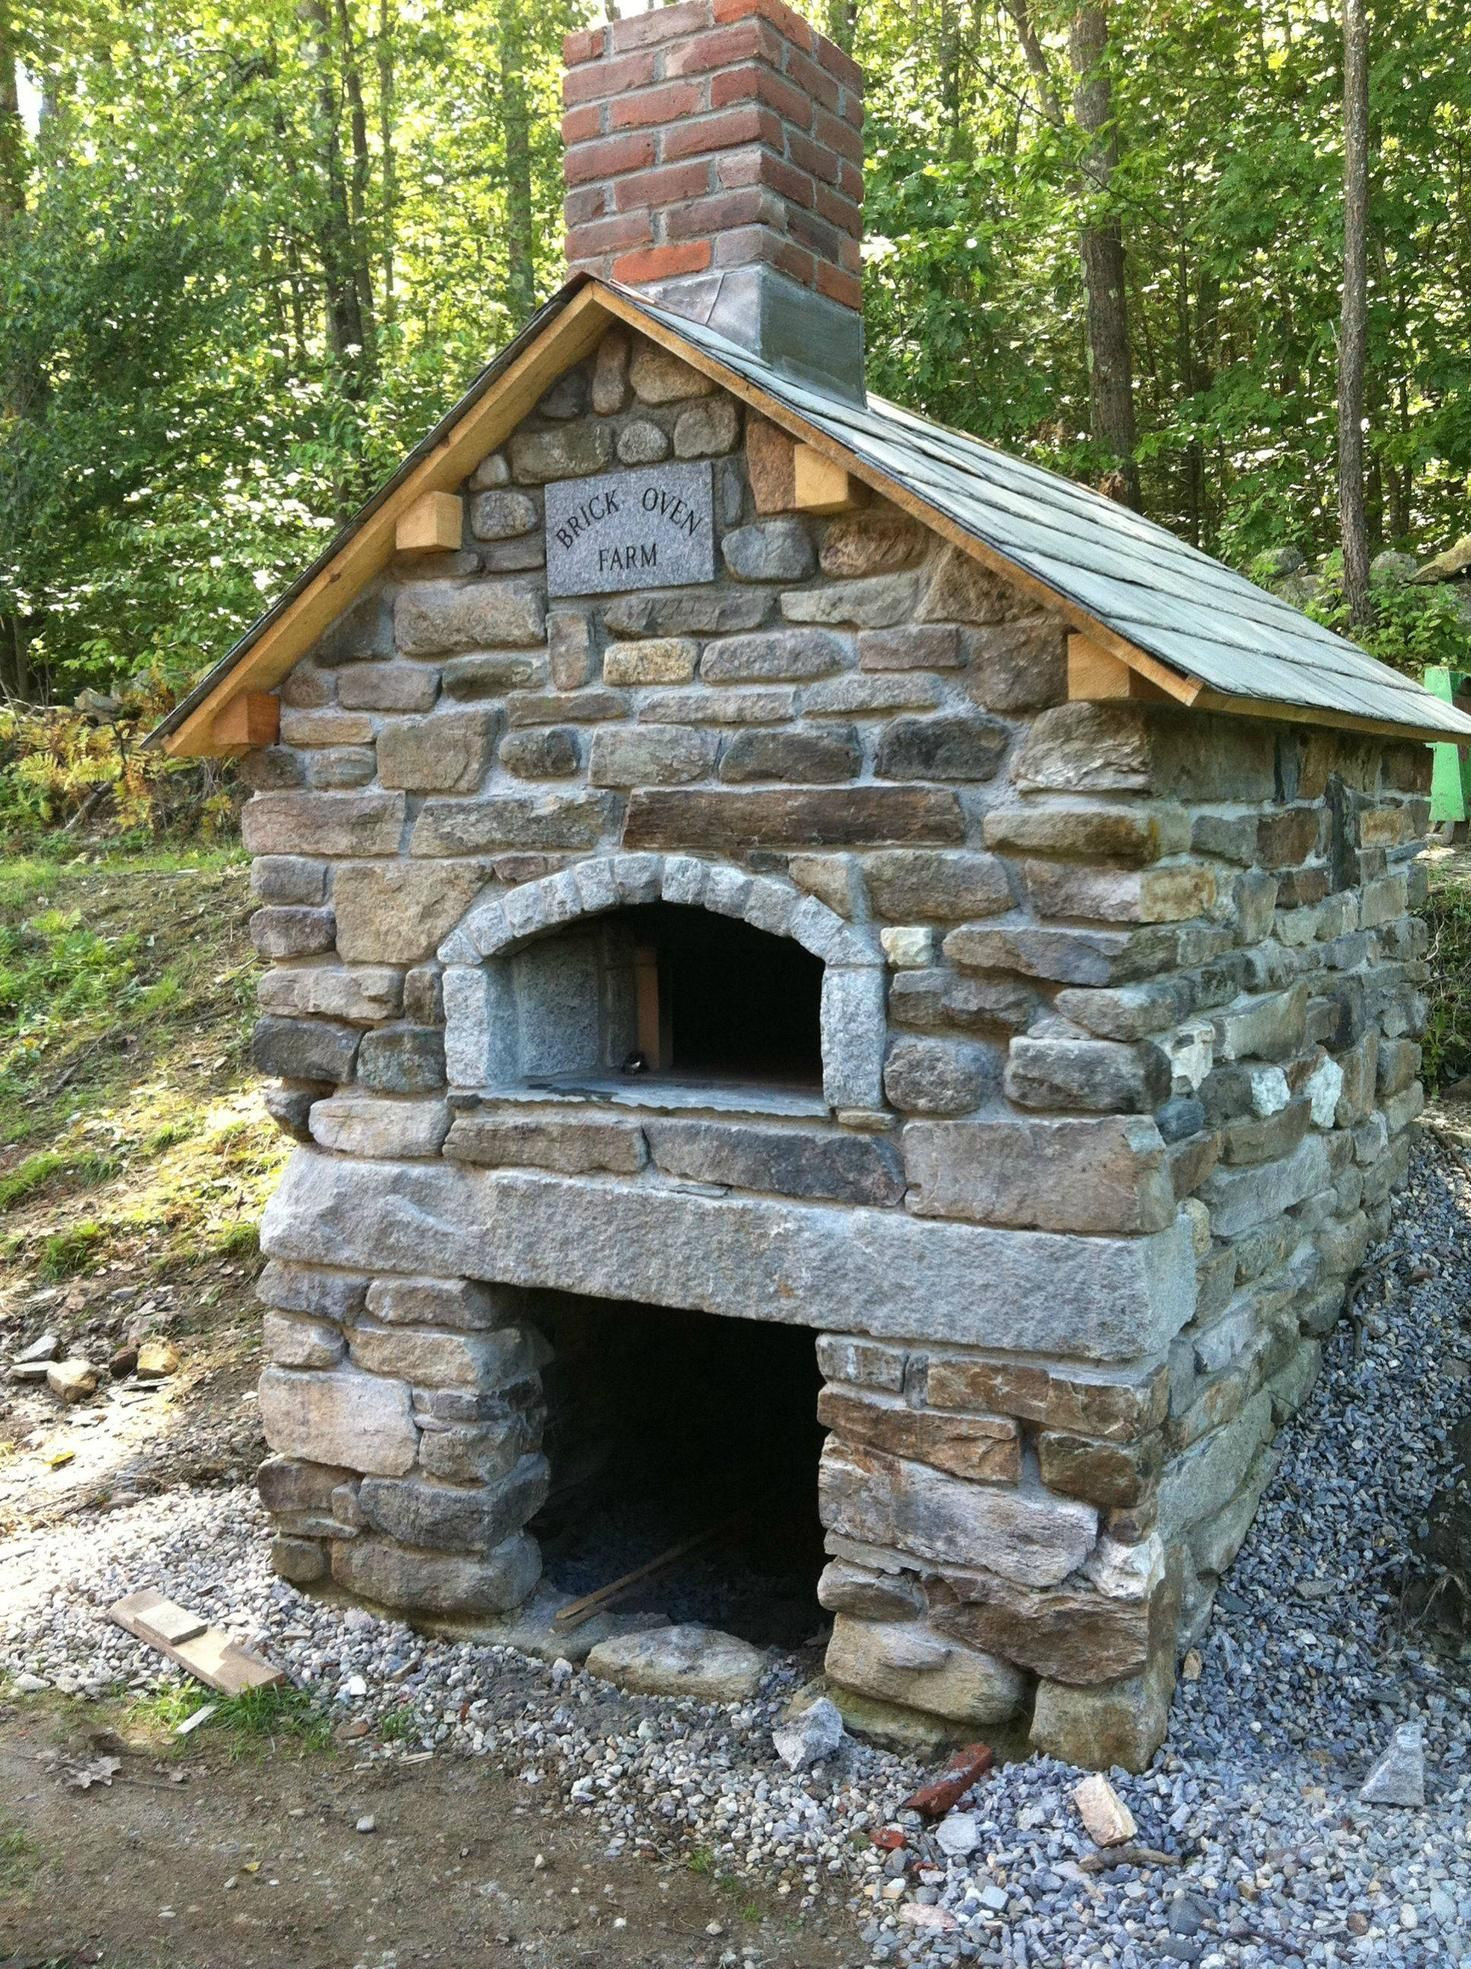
240 323 1431 1767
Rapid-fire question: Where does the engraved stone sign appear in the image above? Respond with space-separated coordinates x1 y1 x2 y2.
545 461 716 598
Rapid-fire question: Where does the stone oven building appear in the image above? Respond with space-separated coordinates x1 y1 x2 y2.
150 0 1471 1769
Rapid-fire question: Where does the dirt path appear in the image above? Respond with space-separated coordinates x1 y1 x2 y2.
0 1697 857 1969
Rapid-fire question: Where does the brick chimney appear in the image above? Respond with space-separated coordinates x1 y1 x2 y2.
562 0 866 402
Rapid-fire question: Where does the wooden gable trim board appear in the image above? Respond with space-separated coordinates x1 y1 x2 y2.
162 277 1455 756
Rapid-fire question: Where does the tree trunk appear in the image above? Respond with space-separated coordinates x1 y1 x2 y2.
1338 0 1370 622
1069 5 1140 510
376 0 396 327
498 0 534 320
302 0 368 379
0 0 23 224
333 0 377 360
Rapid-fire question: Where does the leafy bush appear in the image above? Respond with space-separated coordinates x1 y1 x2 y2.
1422 855 1471 1092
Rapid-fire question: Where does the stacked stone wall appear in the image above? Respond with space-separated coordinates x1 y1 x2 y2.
242 323 1430 1766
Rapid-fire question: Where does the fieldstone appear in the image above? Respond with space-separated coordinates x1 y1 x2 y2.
47 1358 98 1403
719 727 859 783
1030 1647 1173 1772
258 1078 319 1140
816 1388 1020 1483
1004 1035 1171 1113
641 686 796 725
332 1530 540 1614
272 1536 327 1584
239 746 304 792
590 329 630 413
1359 1722 1426 1807
802 672 942 714
260 1151 1196 1360
645 1119 901 1206
317 589 392 666
820 1441 1097 1588
722 520 815 582
1037 1430 1161 1508
588 725 717 785
817 1562 927 1621
281 662 334 708
930 1568 1159 1686
469 451 509 489
263 1311 344 1370
337 662 440 712
440 652 541 699
279 708 374 749
500 727 581 778
1219 1097 1311 1167
306 747 376 790
252 1016 360 1085
395 581 546 656
358 1457 548 1551
332 862 485 964
628 342 715 405
258 1260 369 1321
921 1356 1167 1444
825 1615 1026 1726
258 965 403 1023
673 397 739 457
1197 1133 1332 1236
363 1275 520 1329
603 638 698 685
310 1097 450 1159
624 786 966 851
906 1115 1175 1234
251 855 329 906
585 1625 766 1702
1024 860 1216 924
242 791 406 859
616 419 670 465
701 627 848 683
917 545 1021 624
820 510 924 577
349 1320 540 1390
881 926 935 968
783 573 920 629
604 589 769 637
864 850 1010 921
377 709 498 793
249 907 335 961
445 1114 647 1175
772 1696 846 1771
875 714 1009 782
257 1454 355 1515
545 610 593 691
857 624 963 671
884 1037 995 1115
410 792 611 856
508 422 612 483
259 1365 417 1476
1211 985 1307 1063
417 1416 535 1484
963 618 1068 711
470 490 538 540
357 1027 445 1093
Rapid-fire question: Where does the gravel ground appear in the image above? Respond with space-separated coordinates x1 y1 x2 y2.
5 1133 1471 1968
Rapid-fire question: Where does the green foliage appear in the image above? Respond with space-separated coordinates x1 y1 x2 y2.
1423 854 1471 1091
1307 571 1471 678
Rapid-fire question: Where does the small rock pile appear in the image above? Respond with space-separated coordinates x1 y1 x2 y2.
5 1136 1471 1966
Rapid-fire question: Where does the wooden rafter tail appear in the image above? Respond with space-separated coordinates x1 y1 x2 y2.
1066 632 1196 706
162 284 613 759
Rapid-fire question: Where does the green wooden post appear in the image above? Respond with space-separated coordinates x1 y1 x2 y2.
1425 666 1471 825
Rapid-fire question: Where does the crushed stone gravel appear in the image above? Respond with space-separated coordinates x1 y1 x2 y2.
5 1134 1471 1967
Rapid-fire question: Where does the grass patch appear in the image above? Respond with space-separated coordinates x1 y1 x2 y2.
0 1817 38 1891
126 1682 334 1759
0 1146 122 1212
38 1219 109 1280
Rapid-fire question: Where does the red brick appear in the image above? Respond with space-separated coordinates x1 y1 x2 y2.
712 0 817 56
613 157 714 213
665 185 785 240
787 128 841 187
661 104 784 160
714 224 814 288
611 240 713 283
789 204 845 262
664 19 785 78
816 104 864 166
837 156 863 204
815 180 862 235
610 79 708 130
565 209 653 260
782 45 841 113
710 61 814 128
563 25 607 66
564 183 607 227
814 31 864 94
717 144 815 208
564 132 657 187
609 0 711 52
837 232 862 275
560 103 603 146
563 49 655 106
815 258 862 310
833 82 864 128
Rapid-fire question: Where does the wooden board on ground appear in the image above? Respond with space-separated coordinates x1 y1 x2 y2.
109 1588 284 1695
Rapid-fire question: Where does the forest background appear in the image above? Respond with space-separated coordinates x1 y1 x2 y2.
0 0 1469 832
